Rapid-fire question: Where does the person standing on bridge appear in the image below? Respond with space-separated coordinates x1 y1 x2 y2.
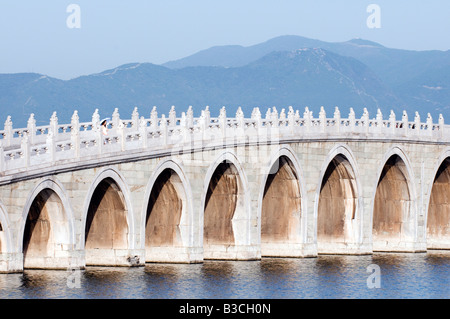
101 119 108 136
100 118 109 145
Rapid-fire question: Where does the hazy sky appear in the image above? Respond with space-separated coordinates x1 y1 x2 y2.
0 0 449 79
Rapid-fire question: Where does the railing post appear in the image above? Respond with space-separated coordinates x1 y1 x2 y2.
181 112 189 143
131 107 139 129
21 133 30 168
439 114 445 137
139 116 148 148
271 107 279 128
118 121 125 151
426 113 433 136
319 107 326 133
362 108 369 134
4 116 12 147
304 107 311 133
92 109 100 128
91 109 102 154
50 112 58 138
389 110 396 135
112 108 120 129
169 106 176 127
236 107 244 128
414 111 421 136
402 111 408 136
27 113 36 145
334 107 341 133
71 111 80 158
376 109 383 133
287 106 295 133
150 106 158 129
348 108 355 131
219 106 227 138
252 107 262 129
235 107 245 143
187 106 194 128
204 106 211 126
279 108 286 126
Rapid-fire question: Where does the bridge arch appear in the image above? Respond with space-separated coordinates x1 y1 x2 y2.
143 158 196 262
201 150 251 260
426 148 450 250
82 167 135 265
315 144 363 254
19 177 75 269
258 146 307 257
371 146 418 252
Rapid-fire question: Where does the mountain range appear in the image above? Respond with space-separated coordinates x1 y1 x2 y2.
1 35 449 128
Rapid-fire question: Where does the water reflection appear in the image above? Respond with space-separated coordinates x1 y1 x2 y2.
0 252 448 299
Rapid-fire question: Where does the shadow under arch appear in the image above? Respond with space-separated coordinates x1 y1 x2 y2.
82 167 136 266
19 178 76 269
426 151 450 250
258 146 308 257
143 159 198 263
201 150 254 260
371 147 419 252
314 144 365 255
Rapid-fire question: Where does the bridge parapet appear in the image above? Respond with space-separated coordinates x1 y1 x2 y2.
0 105 447 181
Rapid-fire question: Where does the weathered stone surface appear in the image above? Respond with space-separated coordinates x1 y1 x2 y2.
203 162 238 251
261 156 301 249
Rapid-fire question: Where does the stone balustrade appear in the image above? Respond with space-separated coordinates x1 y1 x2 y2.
0 105 446 179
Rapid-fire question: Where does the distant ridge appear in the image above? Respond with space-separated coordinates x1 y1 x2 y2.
162 35 329 69
163 35 450 86
1 35 449 127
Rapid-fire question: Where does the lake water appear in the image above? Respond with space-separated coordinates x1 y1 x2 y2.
0 252 448 299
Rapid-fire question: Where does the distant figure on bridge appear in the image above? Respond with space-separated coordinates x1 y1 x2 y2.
101 119 108 136
101 118 109 145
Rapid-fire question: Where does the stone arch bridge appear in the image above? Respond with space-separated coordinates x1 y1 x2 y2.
0 105 449 272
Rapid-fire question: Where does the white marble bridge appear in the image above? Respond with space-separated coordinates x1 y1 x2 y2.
0 105 449 272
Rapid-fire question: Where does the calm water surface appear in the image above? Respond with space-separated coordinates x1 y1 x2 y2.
0 252 448 299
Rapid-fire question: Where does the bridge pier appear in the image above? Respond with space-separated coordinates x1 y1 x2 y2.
0 252 23 273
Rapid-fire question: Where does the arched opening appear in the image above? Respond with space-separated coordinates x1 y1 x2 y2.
23 189 70 269
203 161 243 255
145 168 184 257
85 177 128 264
427 158 450 249
373 155 413 251
261 156 301 255
317 155 357 253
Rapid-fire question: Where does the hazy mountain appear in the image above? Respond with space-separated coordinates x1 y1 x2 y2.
1 35 449 128
163 35 329 69
394 65 450 114
0 48 400 128
163 35 450 115
164 35 450 87
172 48 401 116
